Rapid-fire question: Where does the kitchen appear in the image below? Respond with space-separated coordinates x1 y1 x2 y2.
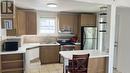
0 0 111 73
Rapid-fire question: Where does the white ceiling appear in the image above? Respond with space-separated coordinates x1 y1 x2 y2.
15 0 104 12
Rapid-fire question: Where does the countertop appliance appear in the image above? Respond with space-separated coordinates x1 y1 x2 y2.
2 41 18 51
2 38 20 51
81 26 98 50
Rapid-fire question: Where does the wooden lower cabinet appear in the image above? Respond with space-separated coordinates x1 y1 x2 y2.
0 53 24 73
88 57 108 73
0 56 1 73
88 58 98 73
40 45 60 64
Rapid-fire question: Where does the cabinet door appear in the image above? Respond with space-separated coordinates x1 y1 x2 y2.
80 14 96 26
16 10 26 35
26 11 37 35
1 54 24 73
97 57 108 73
88 58 107 73
58 13 78 34
40 46 60 64
88 58 98 73
0 56 1 73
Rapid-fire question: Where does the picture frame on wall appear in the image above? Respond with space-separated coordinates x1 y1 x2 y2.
2 18 13 30
1 1 14 14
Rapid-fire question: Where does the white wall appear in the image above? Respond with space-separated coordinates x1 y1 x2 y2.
75 0 112 5
117 0 130 7
76 0 130 7
116 7 130 73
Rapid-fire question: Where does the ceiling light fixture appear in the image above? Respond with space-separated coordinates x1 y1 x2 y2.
47 3 57 8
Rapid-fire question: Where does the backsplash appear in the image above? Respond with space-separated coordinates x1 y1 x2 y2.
23 35 57 44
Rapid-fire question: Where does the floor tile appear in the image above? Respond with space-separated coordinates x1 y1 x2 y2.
29 63 120 73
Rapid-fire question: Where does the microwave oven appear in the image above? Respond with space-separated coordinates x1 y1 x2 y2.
2 41 18 51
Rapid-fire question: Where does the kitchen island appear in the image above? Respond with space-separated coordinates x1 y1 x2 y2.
59 50 109 73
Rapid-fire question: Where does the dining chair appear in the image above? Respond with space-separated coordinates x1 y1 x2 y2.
66 54 90 73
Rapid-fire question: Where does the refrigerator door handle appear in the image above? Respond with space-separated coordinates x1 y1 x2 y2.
83 29 86 49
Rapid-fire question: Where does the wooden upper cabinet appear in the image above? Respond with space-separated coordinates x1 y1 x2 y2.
16 10 26 35
80 14 96 26
58 13 78 34
15 10 37 35
26 11 37 35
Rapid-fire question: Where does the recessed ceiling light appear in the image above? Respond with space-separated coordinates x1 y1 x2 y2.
47 3 57 8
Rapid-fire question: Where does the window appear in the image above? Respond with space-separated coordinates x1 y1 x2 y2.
39 17 57 35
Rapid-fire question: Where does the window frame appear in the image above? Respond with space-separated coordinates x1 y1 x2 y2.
37 16 58 36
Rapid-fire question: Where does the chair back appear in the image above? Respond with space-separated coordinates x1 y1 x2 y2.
72 54 90 73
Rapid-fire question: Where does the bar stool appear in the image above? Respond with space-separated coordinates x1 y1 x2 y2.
66 54 90 73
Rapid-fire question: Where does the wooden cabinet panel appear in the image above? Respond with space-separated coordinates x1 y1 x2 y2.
2 70 23 73
16 10 26 35
1 54 23 61
14 10 37 35
88 57 107 73
58 13 78 34
97 57 108 73
73 15 79 35
80 14 96 26
26 11 37 35
0 54 24 73
40 45 60 64
88 58 98 73
0 56 1 73
2 62 23 70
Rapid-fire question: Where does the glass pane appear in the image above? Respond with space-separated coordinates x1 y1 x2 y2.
39 17 56 34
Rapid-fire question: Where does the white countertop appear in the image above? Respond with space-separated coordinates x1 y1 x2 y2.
59 50 109 59
0 43 60 55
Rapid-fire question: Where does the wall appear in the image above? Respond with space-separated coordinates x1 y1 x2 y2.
75 0 112 5
116 7 130 73
22 35 57 43
117 0 130 7
76 0 130 8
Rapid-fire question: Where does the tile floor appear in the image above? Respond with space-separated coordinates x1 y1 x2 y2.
29 63 120 73
30 63 63 73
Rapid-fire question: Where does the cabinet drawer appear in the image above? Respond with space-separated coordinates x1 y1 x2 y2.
2 70 23 73
1 54 23 61
2 61 23 69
